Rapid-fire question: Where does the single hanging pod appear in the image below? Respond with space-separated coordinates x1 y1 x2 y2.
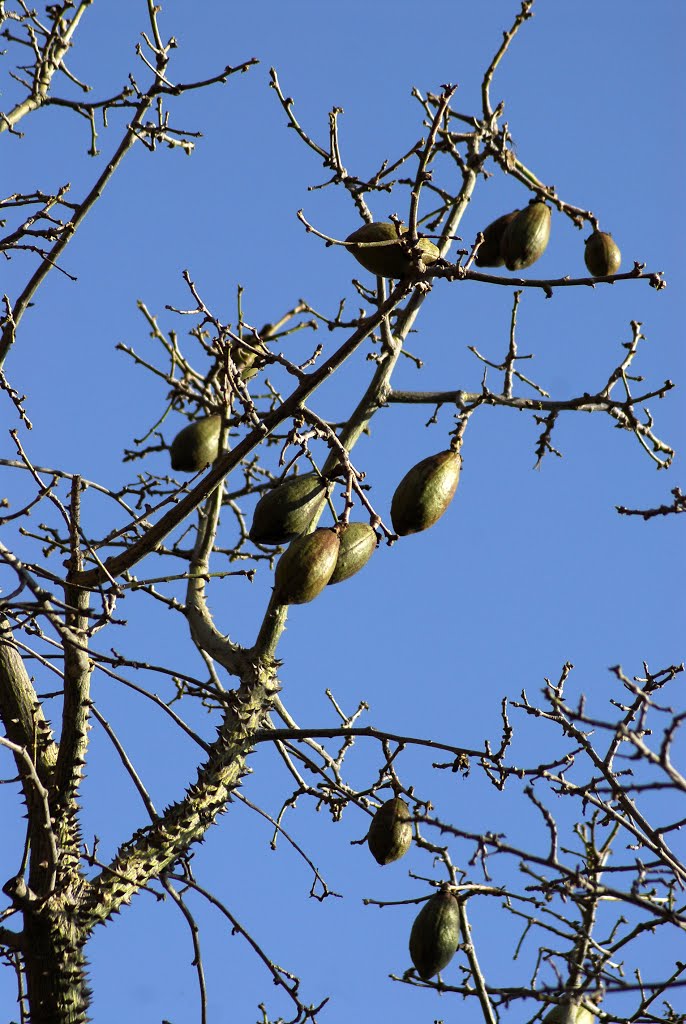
249 473 328 546
367 797 412 865
391 450 461 536
501 200 551 271
409 886 460 980
273 529 341 605
474 209 520 267
170 414 222 472
327 522 377 585
345 222 439 278
584 230 621 277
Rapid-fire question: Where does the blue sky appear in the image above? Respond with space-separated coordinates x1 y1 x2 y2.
1 3 685 1022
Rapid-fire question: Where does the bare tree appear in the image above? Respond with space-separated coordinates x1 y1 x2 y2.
1 3 683 1023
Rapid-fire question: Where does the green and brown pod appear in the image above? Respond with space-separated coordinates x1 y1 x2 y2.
327 522 377 585
249 473 328 546
584 230 621 277
474 209 520 267
273 528 341 605
409 886 460 980
367 797 412 865
501 200 551 271
345 222 440 278
391 450 462 536
170 414 222 472
542 1003 596 1024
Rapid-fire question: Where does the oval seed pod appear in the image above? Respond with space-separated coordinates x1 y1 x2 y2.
273 529 340 605
367 797 412 865
409 887 460 980
391 450 461 536
474 209 520 267
584 230 621 277
501 201 551 271
170 414 222 472
542 1003 596 1024
345 222 439 278
249 473 328 546
327 522 377 586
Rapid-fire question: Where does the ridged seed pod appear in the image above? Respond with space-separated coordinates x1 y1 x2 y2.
474 209 520 267
501 201 551 271
345 222 439 278
249 473 328 546
273 529 340 605
327 522 377 585
367 797 412 865
584 231 621 277
391 450 461 536
542 1003 596 1024
170 414 222 472
409 887 460 980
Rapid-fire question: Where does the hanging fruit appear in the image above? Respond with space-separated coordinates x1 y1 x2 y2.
409 886 460 980
273 529 341 605
542 1002 597 1024
501 200 551 271
170 414 222 472
474 209 520 267
345 222 440 278
367 797 412 865
391 450 461 536
327 522 377 585
584 230 621 277
249 473 328 546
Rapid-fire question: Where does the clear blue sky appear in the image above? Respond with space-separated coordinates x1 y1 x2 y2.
1 3 685 1022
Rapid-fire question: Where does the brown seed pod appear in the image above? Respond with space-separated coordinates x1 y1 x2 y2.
367 797 412 865
345 222 440 278
249 473 328 546
327 522 377 586
584 230 621 277
501 200 551 271
391 450 462 536
542 1003 597 1024
409 887 460 980
170 414 222 473
273 529 341 605
474 209 520 267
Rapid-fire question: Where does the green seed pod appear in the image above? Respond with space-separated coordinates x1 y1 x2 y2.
501 201 551 271
542 1003 596 1024
273 529 341 605
170 414 222 472
327 522 377 586
474 209 520 267
249 473 328 546
367 797 412 865
345 222 439 278
391 450 461 536
230 339 268 382
409 887 460 980
584 230 621 277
